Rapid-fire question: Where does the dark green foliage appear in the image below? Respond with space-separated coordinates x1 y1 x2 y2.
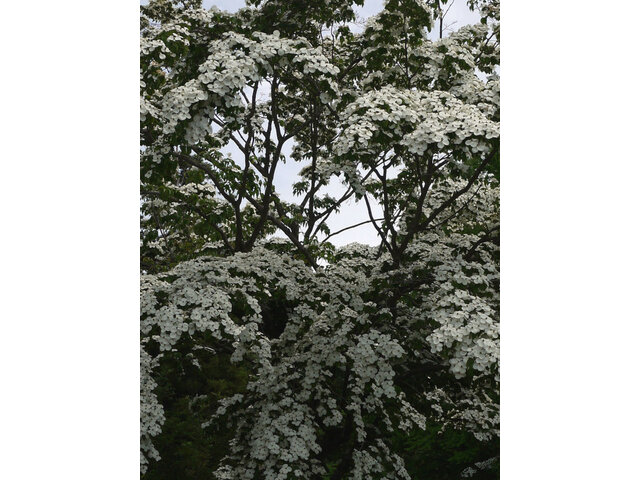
144 346 248 480
247 0 365 42
395 424 499 480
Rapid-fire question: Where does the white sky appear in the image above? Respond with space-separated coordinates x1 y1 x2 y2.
143 0 482 246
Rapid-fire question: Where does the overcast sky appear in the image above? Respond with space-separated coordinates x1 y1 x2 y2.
143 0 483 246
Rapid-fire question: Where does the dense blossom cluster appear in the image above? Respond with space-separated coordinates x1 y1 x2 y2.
142 29 341 147
335 87 499 159
140 183 499 472
141 243 434 477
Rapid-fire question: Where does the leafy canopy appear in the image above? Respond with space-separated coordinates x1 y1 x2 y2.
140 0 499 478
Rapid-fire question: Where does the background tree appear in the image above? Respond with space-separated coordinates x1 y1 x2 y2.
140 0 499 478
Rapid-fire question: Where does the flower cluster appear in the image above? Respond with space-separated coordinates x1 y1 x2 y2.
142 28 341 147
335 87 499 160
140 347 163 474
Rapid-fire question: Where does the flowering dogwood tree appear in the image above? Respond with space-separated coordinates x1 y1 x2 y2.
140 0 499 478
